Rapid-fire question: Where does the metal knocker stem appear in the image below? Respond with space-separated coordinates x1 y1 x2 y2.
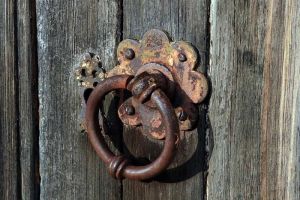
85 75 179 180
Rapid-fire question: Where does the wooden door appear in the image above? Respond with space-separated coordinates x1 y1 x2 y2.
1 0 299 200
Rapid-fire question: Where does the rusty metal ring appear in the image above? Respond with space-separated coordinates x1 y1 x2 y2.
86 75 179 180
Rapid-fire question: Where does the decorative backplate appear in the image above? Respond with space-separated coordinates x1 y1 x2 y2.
75 29 208 139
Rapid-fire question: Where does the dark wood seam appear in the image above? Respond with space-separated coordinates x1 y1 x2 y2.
13 0 21 198
204 1 211 199
28 0 40 199
118 0 124 199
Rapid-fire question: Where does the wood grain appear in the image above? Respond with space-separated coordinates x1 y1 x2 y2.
260 0 300 199
1 0 39 199
17 0 39 199
208 0 300 199
0 0 19 199
1 0 298 199
122 0 210 199
37 0 122 199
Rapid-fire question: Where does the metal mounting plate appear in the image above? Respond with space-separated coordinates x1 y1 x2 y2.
75 29 208 139
109 29 208 139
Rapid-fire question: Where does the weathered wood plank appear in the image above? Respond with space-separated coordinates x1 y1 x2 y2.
37 0 122 199
208 1 265 199
260 1 300 199
0 0 19 199
1 0 39 199
122 0 209 199
208 0 300 199
17 0 39 199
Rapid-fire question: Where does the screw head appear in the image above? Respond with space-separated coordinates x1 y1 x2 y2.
178 53 187 62
124 48 135 60
125 105 135 115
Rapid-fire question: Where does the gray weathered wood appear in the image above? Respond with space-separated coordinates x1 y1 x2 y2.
1 0 39 199
1 0 297 199
122 0 209 199
259 1 300 199
0 0 19 199
208 0 300 199
37 0 122 199
17 0 39 199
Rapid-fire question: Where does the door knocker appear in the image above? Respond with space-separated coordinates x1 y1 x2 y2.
75 29 208 180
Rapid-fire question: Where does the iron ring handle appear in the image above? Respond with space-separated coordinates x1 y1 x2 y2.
85 75 179 180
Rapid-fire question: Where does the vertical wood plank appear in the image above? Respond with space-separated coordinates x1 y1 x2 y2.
260 1 300 199
37 0 122 199
17 0 39 199
208 0 300 199
0 0 19 199
122 0 209 199
208 1 265 199
1 0 39 199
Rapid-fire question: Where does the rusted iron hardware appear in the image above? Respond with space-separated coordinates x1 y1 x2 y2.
74 53 106 132
109 29 208 139
75 29 208 180
85 75 178 180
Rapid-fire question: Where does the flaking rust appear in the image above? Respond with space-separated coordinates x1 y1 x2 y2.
74 52 106 132
113 29 208 139
75 29 208 140
108 29 208 103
